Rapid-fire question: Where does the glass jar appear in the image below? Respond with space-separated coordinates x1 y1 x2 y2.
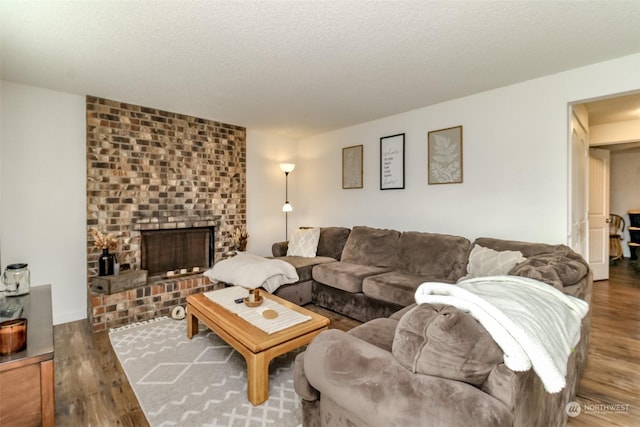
2 263 30 296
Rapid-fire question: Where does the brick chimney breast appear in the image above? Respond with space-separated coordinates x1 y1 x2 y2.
86 96 245 331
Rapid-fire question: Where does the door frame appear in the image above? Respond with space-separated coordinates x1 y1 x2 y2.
568 91 640 278
567 106 589 259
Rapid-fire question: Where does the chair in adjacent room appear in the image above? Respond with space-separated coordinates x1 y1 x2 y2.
609 213 625 264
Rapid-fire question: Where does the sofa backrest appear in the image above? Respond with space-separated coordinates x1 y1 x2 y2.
394 231 470 282
317 227 351 260
341 226 400 268
471 237 589 278
471 237 566 258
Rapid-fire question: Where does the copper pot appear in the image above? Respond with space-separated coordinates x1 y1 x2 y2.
0 318 27 355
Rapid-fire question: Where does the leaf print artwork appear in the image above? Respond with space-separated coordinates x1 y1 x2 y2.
428 126 463 184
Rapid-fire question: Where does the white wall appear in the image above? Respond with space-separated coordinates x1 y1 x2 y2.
1 53 639 324
610 150 640 258
246 129 298 256
0 81 87 324
291 54 640 245
0 84 298 324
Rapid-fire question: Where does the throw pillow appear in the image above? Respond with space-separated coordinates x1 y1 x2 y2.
287 227 321 257
463 244 525 279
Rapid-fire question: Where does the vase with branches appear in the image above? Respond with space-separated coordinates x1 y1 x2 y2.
91 228 118 276
230 227 249 252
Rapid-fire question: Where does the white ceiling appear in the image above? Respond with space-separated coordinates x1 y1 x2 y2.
2 1 640 138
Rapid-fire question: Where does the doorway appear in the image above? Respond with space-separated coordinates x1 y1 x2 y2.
570 91 640 280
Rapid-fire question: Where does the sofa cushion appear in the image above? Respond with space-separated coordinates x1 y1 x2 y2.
287 227 321 257
340 226 401 268
508 251 589 289
463 244 525 279
317 227 351 260
272 226 351 259
394 231 470 281
275 256 336 282
362 271 451 307
312 261 391 293
271 241 288 257
392 304 503 386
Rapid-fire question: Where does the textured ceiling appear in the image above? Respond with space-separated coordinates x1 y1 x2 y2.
2 1 640 138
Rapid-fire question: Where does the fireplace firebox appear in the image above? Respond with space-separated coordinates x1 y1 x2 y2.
141 227 214 277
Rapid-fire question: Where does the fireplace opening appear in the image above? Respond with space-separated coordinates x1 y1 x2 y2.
141 227 214 278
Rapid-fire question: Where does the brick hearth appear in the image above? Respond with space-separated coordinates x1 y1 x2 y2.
90 277 221 332
86 96 246 331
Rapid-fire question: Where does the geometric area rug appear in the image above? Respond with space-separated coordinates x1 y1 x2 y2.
109 317 303 427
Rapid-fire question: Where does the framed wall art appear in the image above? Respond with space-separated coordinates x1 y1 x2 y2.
342 144 363 189
428 126 463 185
380 133 405 190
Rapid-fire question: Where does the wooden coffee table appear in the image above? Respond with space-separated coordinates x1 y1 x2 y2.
186 290 329 406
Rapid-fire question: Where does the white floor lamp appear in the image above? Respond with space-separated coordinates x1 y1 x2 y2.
280 163 295 240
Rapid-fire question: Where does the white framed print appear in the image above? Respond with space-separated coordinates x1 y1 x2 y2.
380 133 405 190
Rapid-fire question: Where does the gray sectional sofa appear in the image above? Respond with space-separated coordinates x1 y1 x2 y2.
273 226 472 321
273 226 589 322
272 225 592 427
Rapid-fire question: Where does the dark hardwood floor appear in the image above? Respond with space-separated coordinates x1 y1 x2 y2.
54 318 147 426
568 259 640 426
54 261 639 426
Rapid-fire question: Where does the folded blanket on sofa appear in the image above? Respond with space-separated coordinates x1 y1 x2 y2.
414 275 589 393
204 252 299 293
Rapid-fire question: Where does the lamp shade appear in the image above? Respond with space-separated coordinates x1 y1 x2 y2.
282 202 293 212
279 163 296 173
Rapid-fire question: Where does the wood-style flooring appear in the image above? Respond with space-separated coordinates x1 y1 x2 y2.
568 260 640 426
53 261 639 426
54 318 146 426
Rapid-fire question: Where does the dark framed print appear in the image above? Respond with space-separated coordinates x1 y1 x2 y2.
380 133 405 190
342 144 363 189
428 126 463 184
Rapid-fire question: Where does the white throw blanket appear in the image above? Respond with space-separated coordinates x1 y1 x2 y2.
203 252 299 293
414 275 589 393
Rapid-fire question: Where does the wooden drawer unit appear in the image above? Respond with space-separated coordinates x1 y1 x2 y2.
0 285 54 426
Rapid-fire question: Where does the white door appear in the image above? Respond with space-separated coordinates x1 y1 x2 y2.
588 148 610 281
569 114 588 257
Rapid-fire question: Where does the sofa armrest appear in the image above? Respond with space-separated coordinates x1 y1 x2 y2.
303 329 511 427
294 351 319 401
272 241 288 257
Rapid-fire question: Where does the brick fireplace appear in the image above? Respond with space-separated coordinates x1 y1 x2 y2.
140 226 214 277
86 96 246 331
